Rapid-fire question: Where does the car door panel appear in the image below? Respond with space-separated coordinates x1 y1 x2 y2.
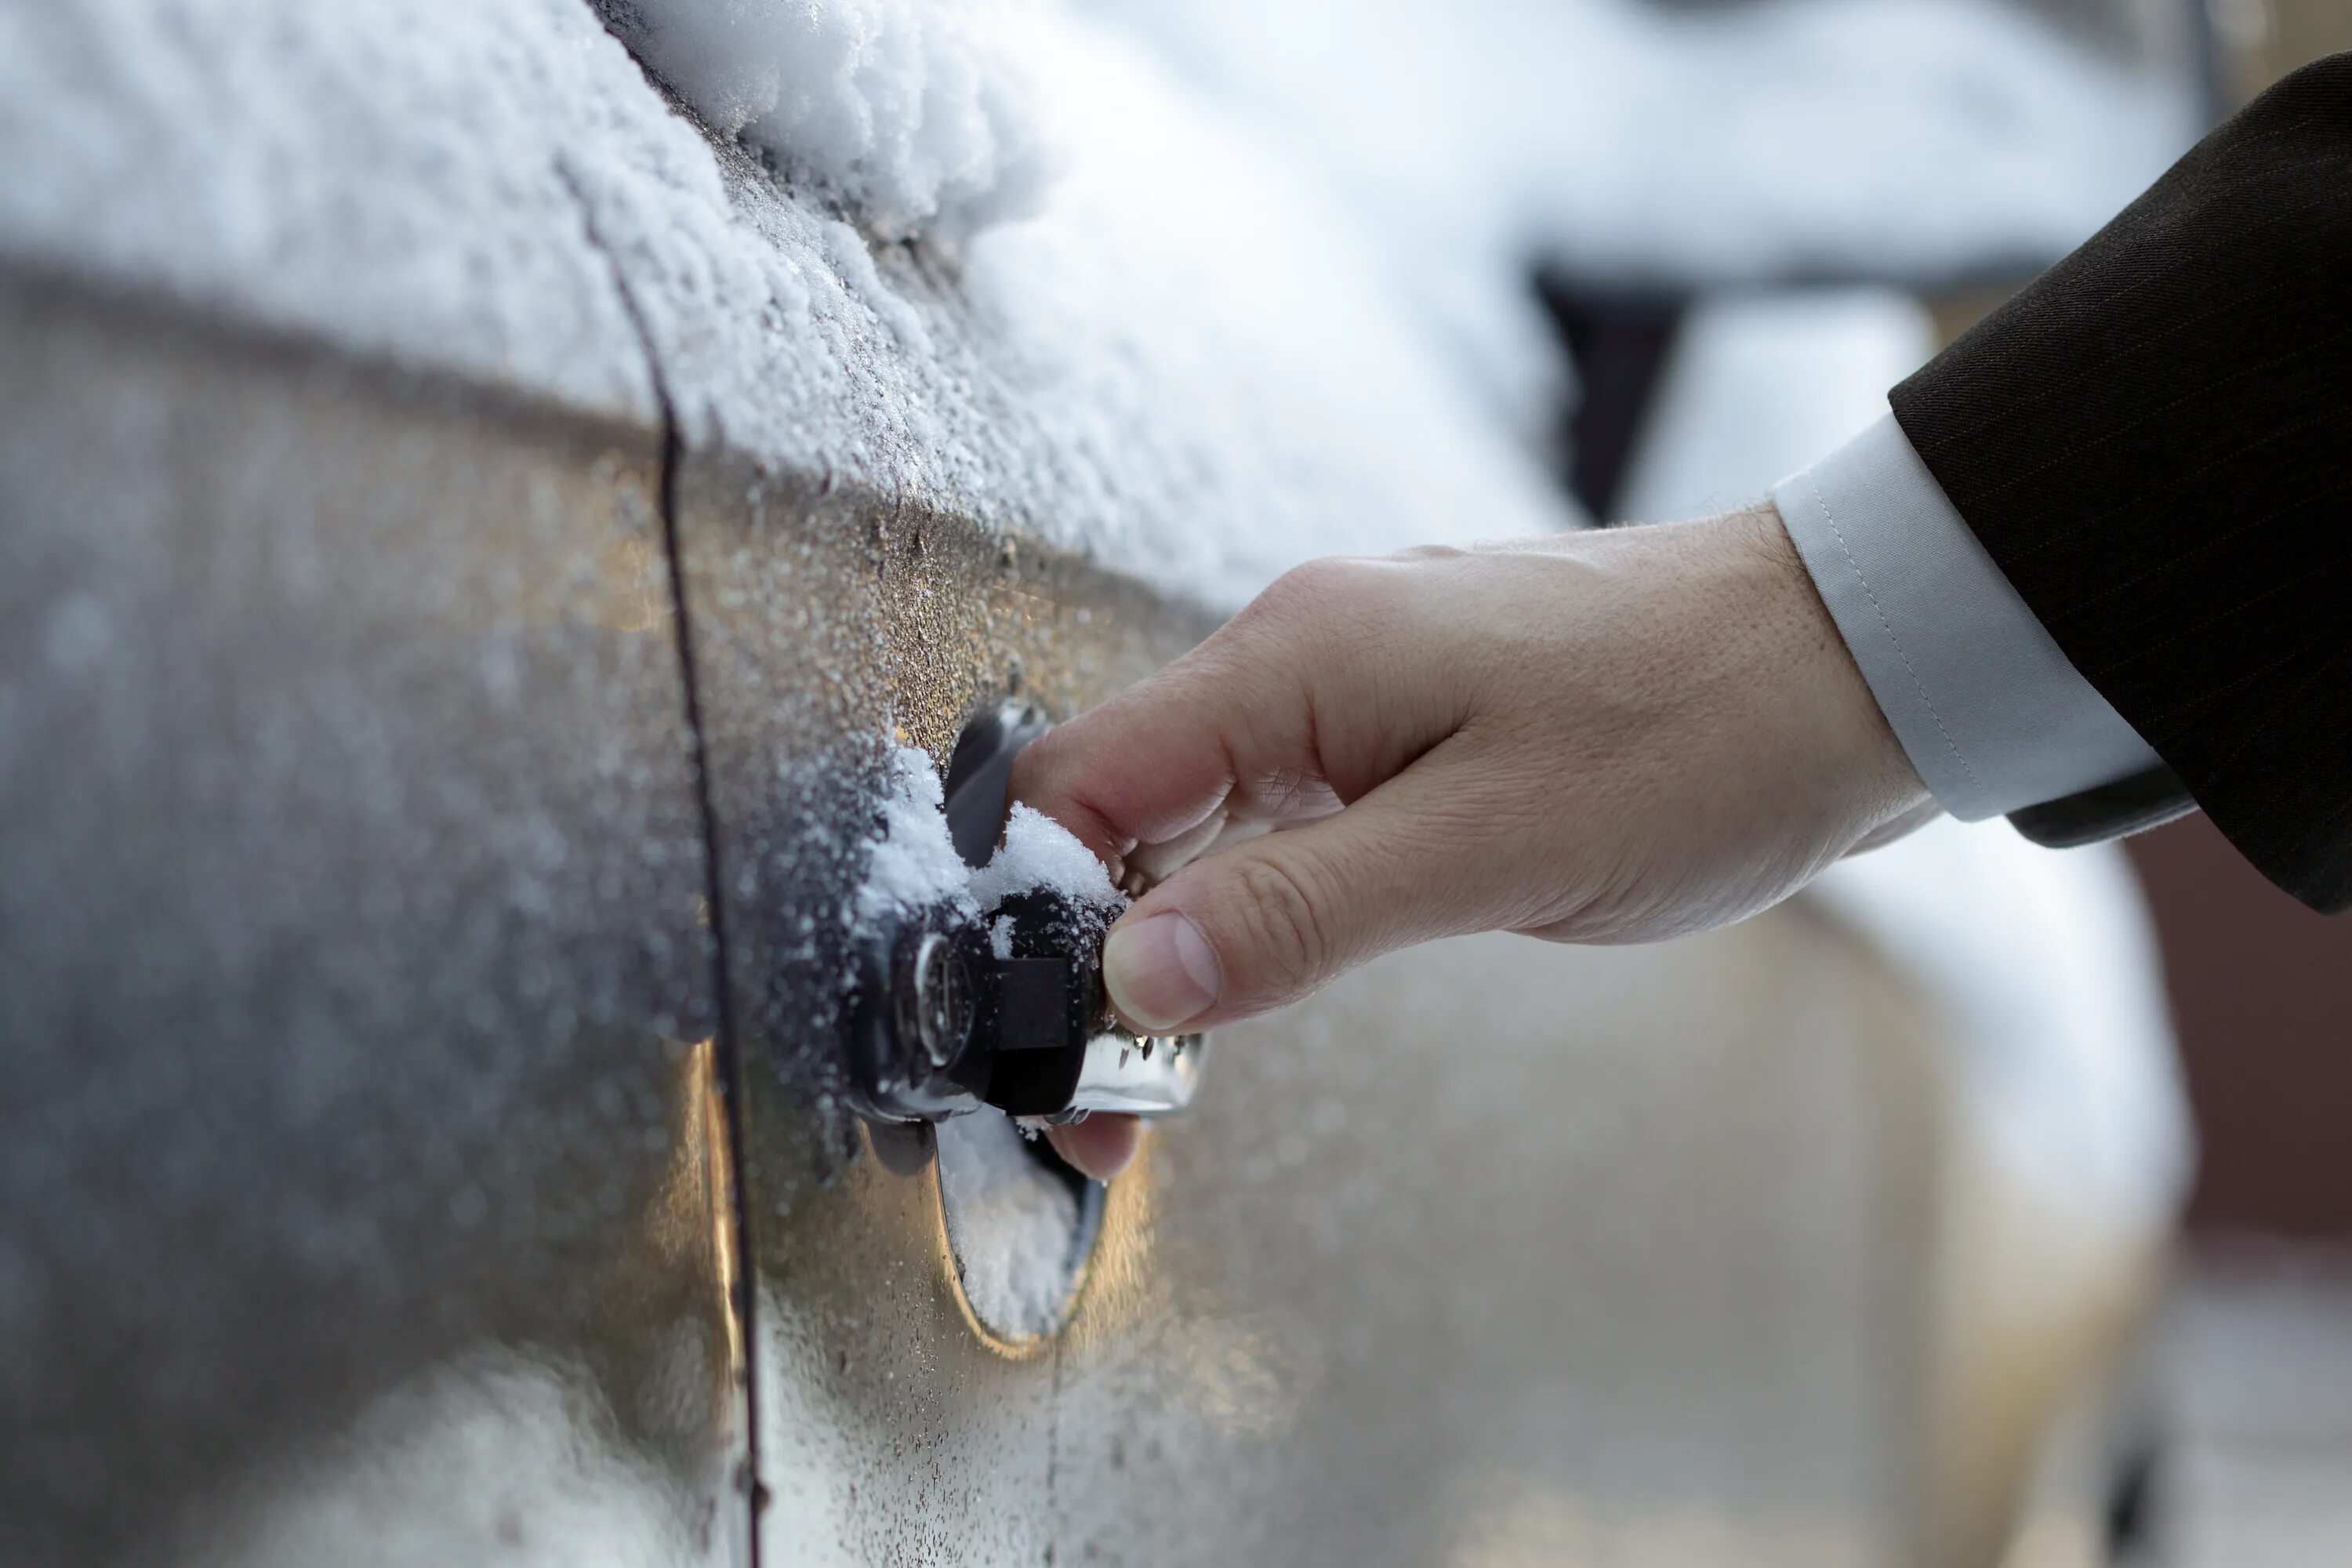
0 267 748 1567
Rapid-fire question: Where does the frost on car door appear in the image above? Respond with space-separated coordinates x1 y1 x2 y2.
0 9 787 1562
0 275 747 1561
607 20 1958 1568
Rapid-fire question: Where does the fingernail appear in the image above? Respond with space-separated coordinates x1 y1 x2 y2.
1102 913 1220 1031
1048 1116 1144 1183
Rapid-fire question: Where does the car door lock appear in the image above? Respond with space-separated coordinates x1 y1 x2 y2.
853 891 1204 1124
848 706 1206 1126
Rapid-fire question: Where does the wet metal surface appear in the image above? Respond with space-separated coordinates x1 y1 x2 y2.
662 443 1210 1562
1054 918 1941 1568
0 267 748 1566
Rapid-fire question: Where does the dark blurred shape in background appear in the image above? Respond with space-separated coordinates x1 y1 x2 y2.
2114 6 2352 1561
2129 815 2352 1240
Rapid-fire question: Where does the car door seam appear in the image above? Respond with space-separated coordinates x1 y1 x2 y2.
556 154 766 1568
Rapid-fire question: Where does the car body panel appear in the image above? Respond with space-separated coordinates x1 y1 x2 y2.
0 268 746 1566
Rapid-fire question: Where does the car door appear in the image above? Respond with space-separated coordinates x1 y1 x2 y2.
0 3 2180 1566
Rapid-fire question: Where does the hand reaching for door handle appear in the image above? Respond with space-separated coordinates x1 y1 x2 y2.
1015 504 1935 1181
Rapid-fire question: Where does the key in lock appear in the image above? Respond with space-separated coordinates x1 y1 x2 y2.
847 703 1207 1126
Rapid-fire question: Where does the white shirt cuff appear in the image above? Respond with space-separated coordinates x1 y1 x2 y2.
1772 412 2163 822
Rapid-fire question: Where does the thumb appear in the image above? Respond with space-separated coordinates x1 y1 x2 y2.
1101 749 1519 1031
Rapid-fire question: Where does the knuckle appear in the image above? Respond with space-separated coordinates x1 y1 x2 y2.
1253 764 1319 819
1227 850 1334 997
1246 555 1359 626
1006 726 1063 791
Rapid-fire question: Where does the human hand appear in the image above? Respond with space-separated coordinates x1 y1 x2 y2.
1026 504 1934 1179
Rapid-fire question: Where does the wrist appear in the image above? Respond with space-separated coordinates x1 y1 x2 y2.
1722 501 1933 829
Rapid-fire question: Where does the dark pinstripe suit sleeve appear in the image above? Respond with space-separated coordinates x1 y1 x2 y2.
1890 53 2352 913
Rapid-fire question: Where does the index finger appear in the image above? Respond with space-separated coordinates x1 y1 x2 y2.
1010 631 1332 876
